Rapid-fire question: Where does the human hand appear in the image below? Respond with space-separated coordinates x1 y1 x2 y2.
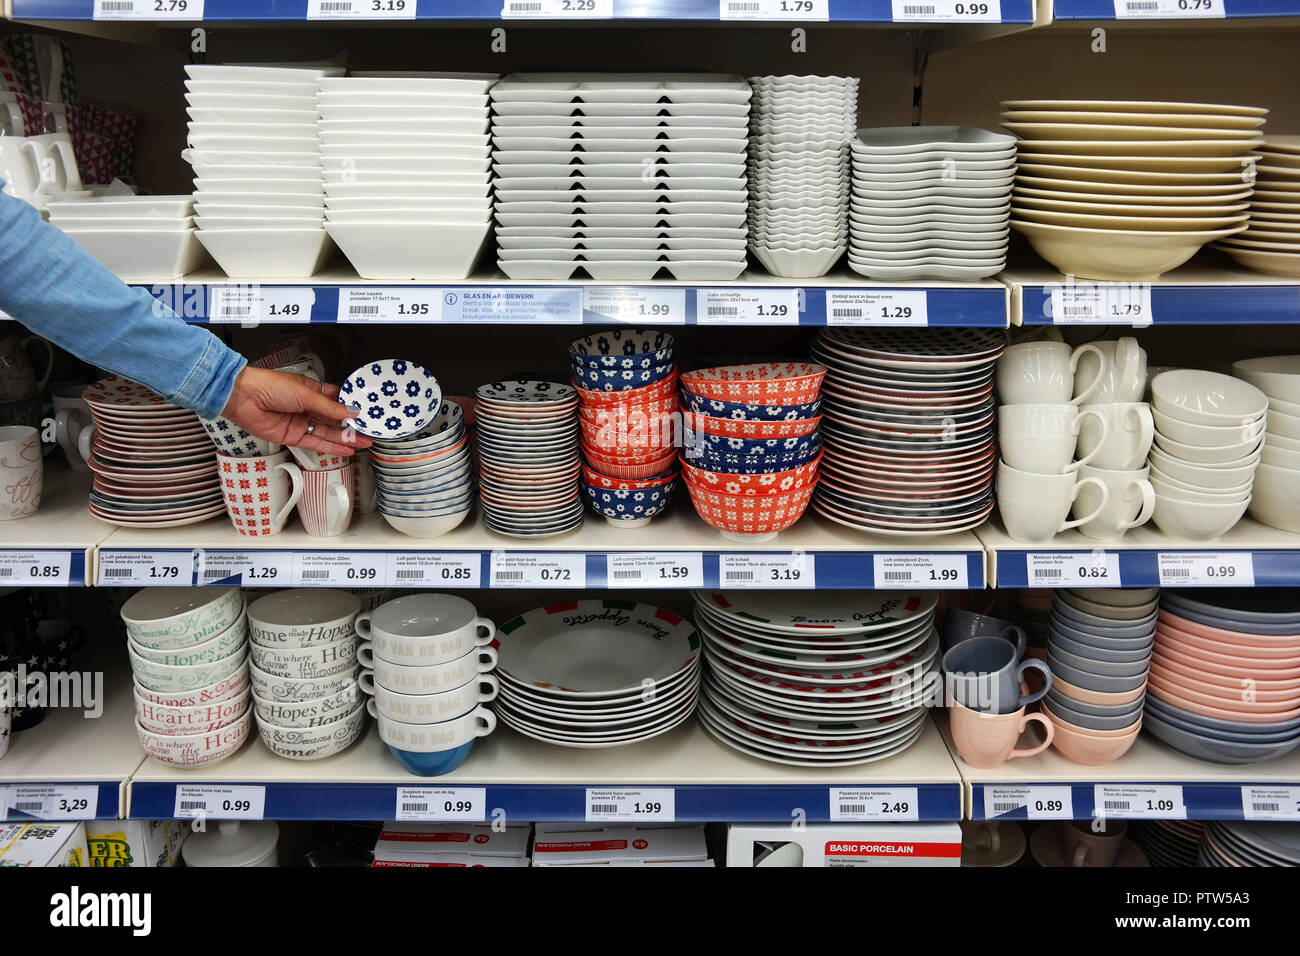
220 366 372 457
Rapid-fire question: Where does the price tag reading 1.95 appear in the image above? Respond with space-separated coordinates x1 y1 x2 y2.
696 288 800 326
585 788 676 822
983 785 1074 820
1026 551 1120 588
490 552 586 589
718 553 816 589
830 787 919 822
606 553 704 588
174 786 266 820
395 787 486 822
1158 552 1255 588
338 287 442 323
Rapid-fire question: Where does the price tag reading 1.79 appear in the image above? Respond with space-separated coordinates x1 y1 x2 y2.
395 787 486 822
96 550 193 587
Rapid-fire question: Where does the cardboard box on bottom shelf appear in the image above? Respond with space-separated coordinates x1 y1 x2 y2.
0 822 87 867
86 821 184 868
532 823 710 866
726 823 962 868
371 822 531 868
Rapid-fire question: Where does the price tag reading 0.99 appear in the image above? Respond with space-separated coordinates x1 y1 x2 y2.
173 786 266 820
395 787 486 822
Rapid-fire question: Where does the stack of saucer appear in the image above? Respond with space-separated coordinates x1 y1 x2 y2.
747 74 857 278
1216 136 1300 277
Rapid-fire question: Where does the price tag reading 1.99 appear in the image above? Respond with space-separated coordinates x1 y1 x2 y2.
583 288 686 325
585 788 676 822
873 553 968 590
395 787 486 822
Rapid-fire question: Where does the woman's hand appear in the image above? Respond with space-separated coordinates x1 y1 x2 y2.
220 366 372 457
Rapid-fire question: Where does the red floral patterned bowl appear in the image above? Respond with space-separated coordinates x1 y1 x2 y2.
682 408 821 439
582 462 678 490
680 453 821 497
574 374 679 407
583 445 678 479
680 362 826 404
684 480 815 537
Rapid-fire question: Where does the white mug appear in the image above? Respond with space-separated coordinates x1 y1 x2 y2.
363 674 499 724
0 136 46 201
358 645 498 696
375 706 496 753
997 341 1106 406
1075 402 1155 471
1075 337 1147 405
996 461 1110 544
283 462 354 537
0 425 43 520
51 385 91 473
355 593 495 667
27 132 82 193
998 404 1109 474
1073 464 1156 541
216 449 301 537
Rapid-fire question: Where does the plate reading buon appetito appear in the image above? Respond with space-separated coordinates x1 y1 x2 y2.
695 590 938 635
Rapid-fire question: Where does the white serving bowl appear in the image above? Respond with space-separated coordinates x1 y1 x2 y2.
1150 369 1270 426
1153 431 1263 465
1262 442 1300 470
128 610 248 666
63 229 205 281
248 660 362 703
1150 475 1250 505
192 163 322 182
379 507 473 538
1148 465 1253 498
133 668 249 709
196 229 333 279
1232 355 1300 404
1152 407 1266 447
134 687 250 736
1147 447 1261 489
1010 219 1242 281
323 182 492 200
1151 492 1250 540
135 709 252 768
1268 409 1300 441
325 221 490 280
1248 462 1300 532
194 203 324 220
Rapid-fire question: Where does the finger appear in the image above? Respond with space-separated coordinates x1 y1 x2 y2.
290 431 359 457
317 381 342 402
300 384 357 423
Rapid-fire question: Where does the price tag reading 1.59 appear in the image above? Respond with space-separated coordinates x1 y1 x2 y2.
585 788 676 822
606 553 704 589
174 786 266 820
395 787 486 822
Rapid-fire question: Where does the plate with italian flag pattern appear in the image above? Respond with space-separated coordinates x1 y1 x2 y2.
693 590 937 636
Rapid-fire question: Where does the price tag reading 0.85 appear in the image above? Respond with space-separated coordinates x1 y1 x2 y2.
0 551 74 587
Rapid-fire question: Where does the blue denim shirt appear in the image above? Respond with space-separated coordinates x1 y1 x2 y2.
0 188 245 419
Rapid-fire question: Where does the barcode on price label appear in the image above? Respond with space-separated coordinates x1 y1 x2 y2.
202 551 292 587
582 288 685 325
1047 282 1153 327
338 288 442 323
4 786 99 821
826 290 928 327
0 551 74 587
891 0 1002 20
606 553 703 588
1093 784 1186 819
1026 551 1120 588
309 0 417 16
983 785 1073 820
1114 0 1222 16
873 553 968 589
395 787 486 821
490 552 586 588
209 286 315 325
94 0 205 18
719 553 815 589
584 788 675 822
174 786 266 820
96 550 194 587
1158 552 1254 588
720 0 828 17
504 0 613 16
696 288 800 326
292 552 385 587
830 787 919 821
1241 786 1300 820
389 553 480 587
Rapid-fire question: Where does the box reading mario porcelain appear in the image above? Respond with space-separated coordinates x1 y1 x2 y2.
726 823 961 867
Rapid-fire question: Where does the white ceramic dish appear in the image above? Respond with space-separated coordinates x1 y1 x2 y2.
64 228 206 281
196 228 333 279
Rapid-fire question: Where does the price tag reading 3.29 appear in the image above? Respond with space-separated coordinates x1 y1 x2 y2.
5 786 99 821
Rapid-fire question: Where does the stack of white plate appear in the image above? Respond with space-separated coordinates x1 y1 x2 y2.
489 73 750 280
1233 355 1300 532
747 74 857 278
319 72 498 280
184 64 340 278
1214 136 1300 277
849 126 1015 280
694 590 938 767
494 600 701 749
48 195 201 281
809 327 1005 536
1001 99 1266 281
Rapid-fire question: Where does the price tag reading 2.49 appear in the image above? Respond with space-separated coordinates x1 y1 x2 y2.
696 289 800 326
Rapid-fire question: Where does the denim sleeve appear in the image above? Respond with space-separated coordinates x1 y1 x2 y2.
0 188 246 420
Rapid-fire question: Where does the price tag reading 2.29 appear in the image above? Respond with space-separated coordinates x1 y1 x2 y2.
490 553 586 589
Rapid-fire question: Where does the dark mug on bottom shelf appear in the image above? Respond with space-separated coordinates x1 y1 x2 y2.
1059 819 1128 868
941 609 1028 657
943 635 1052 715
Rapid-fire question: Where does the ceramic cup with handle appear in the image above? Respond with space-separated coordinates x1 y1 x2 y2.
996 461 1110 544
376 705 496 776
1074 337 1146 406
943 635 1052 714
0 136 47 204
363 674 499 724
51 384 91 473
215 449 300 537
285 462 354 537
202 413 282 458
1058 820 1128 867
941 609 1027 657
0 333 53 401
1073 464 1155 541
996 341 1105 406
1075 402 1154 471
948 700 1055 769
0 425 43 521
355 593 496 667
359 645 498 696
998 404 1109 474
27 133 82 194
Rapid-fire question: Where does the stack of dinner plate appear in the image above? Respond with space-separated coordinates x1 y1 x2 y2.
809 327 1005 536
1214 136 1300 277
490 73 750 280
1002 99 1266 280
694 590 939 766
1200 821 1300 867
1131 820 1206 868
849 126 1016 280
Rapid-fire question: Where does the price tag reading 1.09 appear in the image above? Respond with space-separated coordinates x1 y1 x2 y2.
892 0 1002 21
1094 784 1186 820
1026 551 1120 588
825 290 928 327
582 288 686 325
308 0 417 17
389 553 481 588
984 785 1074 820
5 786 99 821
395 787 486 822
606 553 704 589
96 550 193 587
0 551 74 587
209 286 315 325
585 788 676 822
830 787 919 822
873 553 968 590
174 786 266 820
1158 552 1255 588
490 552 586 589
696 288 800 326
339 287 442 323
718 553 816 589
94 0 205 19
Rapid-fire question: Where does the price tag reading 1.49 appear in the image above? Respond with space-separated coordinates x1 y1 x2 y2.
395 787 486 822
983 785 1074 820
1158 552 1255 588
490 552 586 589
173 786 266 820
606 553 704 589
696 288 800 326
1026 551 1120 588
209 286 315 325
585 788 676 822
718 553 816 589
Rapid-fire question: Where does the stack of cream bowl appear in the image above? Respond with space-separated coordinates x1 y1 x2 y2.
1147 369 1267 540
1001 99 1265 280
747 74 858 278
184 63 339 278
849 126 1016 280
369 400 474 538
1214 137 1300 277
47 195 202 281
122 588 252 769
318 72 498 280
1232 355 1300 532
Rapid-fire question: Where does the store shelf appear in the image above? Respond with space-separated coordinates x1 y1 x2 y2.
1007 255 1300 327
1049 0 1300 22
0 468 102 588
127 715 963 821
140 266 1010 329
94 507 987 590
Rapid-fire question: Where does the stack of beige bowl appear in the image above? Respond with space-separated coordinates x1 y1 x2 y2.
1001 99 1265 280
1213 137 1300 277
1232 355 1300 532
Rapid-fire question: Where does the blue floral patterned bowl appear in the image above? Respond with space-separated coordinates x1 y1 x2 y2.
200 415 281 457
569 329 675 366
339 359 442 440
683 427 820 458
685 440 822 473
581 478 676 528
680 391 821 422
571 361 675 392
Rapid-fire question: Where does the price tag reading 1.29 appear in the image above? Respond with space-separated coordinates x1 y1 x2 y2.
582 288 686 325
308 0 417 18
696 288 800 326
873 553 968 590
1158 552 1255 588
585 788 676 822
1094 784 1186 820
718 553 816 589
96 550 193 587
606 553 704 589
174 786 266 820
1026 551 1120 588
338 288 442 323
830 787 919 822
984 785 1074 820
5 786 99 821
825 290 928 327
395 787 486 822
490 552 586 589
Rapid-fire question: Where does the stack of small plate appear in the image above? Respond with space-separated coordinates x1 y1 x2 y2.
1233 355 1300 532
1214 136 1300 277
1001 99 1266 280
1200 821 1300 867
489 73 750 280
1131 821 1206 868
849 126 1015 280
694 590 939 766
494 600 701 748
809 327 1005 536
83 376 223 528
747 74 858 278
476 380 582 537
369 401 474 539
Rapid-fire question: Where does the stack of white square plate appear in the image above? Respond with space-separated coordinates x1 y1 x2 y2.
1002 99 1266 281
849 126 1016 280
319 72 499 280
747 74 857 278
1214 135 1300 277
490 73 751 280
184 64 341 278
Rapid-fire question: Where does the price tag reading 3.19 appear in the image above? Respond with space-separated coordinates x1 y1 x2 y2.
308 0 417 17
718 553 816 589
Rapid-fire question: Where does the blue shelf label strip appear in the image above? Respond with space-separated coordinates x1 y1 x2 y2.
1021 283 1300 326
999 549 1300 589
976 783 1300 821
1053 0 1298 17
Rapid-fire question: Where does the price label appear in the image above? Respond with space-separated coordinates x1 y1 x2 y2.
1048 282 1153 327
490 552 586 588
585 788 675 822
209 286 315 325
1094 784 1186 819
388 553 480 588
582 288 686 325
1241 786 1300 821
96 550 194 587
442 288 582 324
891 0 1002 20
718 553 815 589
228 551 294 587
1026 551 1120 588
308 0 416 16
606 552 704 588
94 0 205 19
830 787 919 821
874 553 968 590
696 288 800 326
1158 551 1255 588
1114 0 1222 17
174 785 266 820
339 287 442 323
395 787 486 821
720 0 828 18
4 786 99 821
504 0 613 16
293 551 385 587
0 551 74 587
984 785 1074 820
825 290 928 327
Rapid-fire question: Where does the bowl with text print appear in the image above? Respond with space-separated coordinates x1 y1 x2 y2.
339 359 442 439
256 701 368 760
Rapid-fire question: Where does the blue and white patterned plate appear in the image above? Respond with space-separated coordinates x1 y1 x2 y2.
571 361 675 391
340 359 442 440
569 329 675 366
476 380 577 405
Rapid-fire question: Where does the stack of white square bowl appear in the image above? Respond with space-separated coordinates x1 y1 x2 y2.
489 73 751 280
747 74 857 278
318 72 498 280
849 127 1016 280
1232 355 1300 532
184 64 340 278
48 195 201 281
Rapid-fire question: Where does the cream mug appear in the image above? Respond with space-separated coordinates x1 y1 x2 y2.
1074 337 1147 405
996 341 1105 406
1075 402 1155 471
1073 464 1156 541
996 461 1110 544
998 404 1109 474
